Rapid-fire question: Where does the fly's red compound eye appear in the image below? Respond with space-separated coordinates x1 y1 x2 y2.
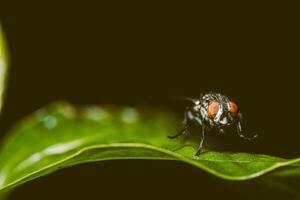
229 101 238 115
207 101 220 119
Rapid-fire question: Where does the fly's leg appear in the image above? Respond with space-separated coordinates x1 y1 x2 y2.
168 107 191 139
168 127 187 139
195 124 205 156
237 113 258 140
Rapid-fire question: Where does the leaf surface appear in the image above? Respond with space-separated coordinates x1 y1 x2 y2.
0 102 299 195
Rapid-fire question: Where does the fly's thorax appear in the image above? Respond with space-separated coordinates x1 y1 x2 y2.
188 104 203 126
190 100 215 127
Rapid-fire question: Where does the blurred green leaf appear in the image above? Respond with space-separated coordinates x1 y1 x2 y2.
0 102 299 196
0 24 9 113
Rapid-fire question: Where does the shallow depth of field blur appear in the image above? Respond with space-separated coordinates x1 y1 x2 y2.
0 1 299 200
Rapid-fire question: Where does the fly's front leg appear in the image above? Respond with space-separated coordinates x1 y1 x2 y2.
237 113 258 140
168 107 191 139
195 124 205 156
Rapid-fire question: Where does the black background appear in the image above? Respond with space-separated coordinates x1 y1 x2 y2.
0 1 299 199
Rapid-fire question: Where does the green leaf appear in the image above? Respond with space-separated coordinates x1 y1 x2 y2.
0 23 9 113
0 102 299 195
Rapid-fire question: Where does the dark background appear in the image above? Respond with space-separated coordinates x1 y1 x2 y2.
0 1 299 199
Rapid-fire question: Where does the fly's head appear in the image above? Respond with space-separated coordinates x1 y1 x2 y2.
203 93 239 129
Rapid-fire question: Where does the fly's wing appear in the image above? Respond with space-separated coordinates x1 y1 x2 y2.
171 96 199 105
